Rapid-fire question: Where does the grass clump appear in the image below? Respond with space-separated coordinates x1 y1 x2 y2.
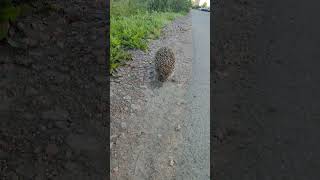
110 0 191 74
110 11 182 74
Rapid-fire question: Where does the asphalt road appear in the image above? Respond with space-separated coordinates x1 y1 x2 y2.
176 10 210 180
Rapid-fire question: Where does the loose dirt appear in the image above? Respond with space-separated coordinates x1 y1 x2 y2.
0 1 107 179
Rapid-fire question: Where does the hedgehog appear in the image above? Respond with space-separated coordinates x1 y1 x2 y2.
154 47 175 82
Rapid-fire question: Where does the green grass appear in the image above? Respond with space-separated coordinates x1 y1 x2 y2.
110 11 182 74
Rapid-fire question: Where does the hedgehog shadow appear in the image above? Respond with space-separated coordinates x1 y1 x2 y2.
150 72 164 89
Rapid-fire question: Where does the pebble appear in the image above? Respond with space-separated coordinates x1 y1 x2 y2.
175 124 181 131
123 95 131 100
169 159 175 166
120 122 127 129
112 167 119 173
17 22 25 31
131 104 141 111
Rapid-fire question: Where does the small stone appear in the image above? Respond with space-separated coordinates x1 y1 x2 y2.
175 125 181 131
119 133 126 139
123 95 131 100
120 122 127 129
112 167 119 173
131 104 141 111
169 159 175 166
17 22 25 30
46 143 59 156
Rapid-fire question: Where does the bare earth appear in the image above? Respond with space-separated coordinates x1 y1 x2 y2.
110 13 195 179
0 0 107 179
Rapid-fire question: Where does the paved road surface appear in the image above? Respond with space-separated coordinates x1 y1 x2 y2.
176 10 210 180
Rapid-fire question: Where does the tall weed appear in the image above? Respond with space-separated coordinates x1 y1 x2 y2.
110 12 182 73
110 0 190 74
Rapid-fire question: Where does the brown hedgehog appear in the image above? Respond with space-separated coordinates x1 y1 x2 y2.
154 47 175 82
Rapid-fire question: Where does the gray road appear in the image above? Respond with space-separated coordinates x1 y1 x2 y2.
176 10 210 180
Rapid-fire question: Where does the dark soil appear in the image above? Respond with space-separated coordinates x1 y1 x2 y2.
212 0 320 179
0 0 108 179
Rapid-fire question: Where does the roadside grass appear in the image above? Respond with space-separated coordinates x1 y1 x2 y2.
110 12 183 74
